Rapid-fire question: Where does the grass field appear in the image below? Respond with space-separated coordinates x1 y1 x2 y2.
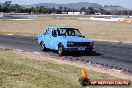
0 48 131 88
0 15 132 41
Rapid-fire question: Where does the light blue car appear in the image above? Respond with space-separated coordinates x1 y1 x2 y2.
38 26 94 56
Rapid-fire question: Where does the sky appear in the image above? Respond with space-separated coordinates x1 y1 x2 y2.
0 0 132 9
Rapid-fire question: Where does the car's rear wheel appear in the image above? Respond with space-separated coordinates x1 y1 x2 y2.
58 44 65 56
41 42 47 51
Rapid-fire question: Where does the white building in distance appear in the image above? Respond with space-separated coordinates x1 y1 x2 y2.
62 12 86 15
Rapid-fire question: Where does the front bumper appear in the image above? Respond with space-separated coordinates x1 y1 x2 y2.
64 47 93 51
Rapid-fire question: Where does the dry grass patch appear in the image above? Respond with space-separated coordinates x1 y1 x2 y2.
0 15 132 41
0 48 131 88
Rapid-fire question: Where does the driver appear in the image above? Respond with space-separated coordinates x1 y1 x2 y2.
61 30 67 35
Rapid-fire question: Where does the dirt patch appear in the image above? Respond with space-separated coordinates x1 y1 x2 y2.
0 47 13 51
14 50 132 81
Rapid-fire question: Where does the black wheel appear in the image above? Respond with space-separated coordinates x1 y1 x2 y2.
40 42 47 51
58 44 65 56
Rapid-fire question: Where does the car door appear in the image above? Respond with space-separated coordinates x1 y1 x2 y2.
49 29 58 50
43 28 51 48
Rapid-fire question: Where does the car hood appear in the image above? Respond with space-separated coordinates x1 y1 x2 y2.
58 36 93 42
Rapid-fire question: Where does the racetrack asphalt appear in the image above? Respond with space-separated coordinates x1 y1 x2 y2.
0 35 132 73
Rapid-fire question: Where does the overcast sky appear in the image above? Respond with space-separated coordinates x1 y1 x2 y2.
0 0 132 9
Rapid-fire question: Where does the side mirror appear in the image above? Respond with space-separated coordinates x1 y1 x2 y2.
82 36 85 38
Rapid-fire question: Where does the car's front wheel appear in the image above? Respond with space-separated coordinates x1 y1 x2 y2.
40 42 47 51
58 44 65 56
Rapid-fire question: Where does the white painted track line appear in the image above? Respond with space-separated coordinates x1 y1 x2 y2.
33 52 41 55
5 34 13 36
15 49 23 52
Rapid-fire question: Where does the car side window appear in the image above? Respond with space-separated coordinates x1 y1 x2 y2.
52 30 57 37
44 28 49 35
44 28 52 35
68 30 75 36
58 29 67 36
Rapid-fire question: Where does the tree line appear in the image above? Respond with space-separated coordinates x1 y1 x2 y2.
0 1 132 15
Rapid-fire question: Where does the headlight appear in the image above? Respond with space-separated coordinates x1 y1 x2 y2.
67 41 74 47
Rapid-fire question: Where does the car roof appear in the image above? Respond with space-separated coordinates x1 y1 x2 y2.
46 26 76 29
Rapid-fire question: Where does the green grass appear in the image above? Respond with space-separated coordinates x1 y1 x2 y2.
0 48 131 88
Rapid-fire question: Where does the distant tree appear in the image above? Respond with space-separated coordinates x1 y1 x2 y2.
3 1 12 12
99 8 105 14
34 6 40 14
58 6 63 13
39 6 44 13
117 10 122 15
51 7 56 14
129 10 132 15
67 8 72 12
1 1 131 15
56 8 62 14
105 11 112 15
63 7 68 12
4 1 12 7
11 4 23 13
86 7 95 14
123 10 128 15
80 7 86 12
0 5 1 12
30 7 36 14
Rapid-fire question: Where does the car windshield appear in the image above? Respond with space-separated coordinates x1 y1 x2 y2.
57 28 82 36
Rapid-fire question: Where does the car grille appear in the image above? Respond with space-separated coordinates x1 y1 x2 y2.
73 42 91 47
